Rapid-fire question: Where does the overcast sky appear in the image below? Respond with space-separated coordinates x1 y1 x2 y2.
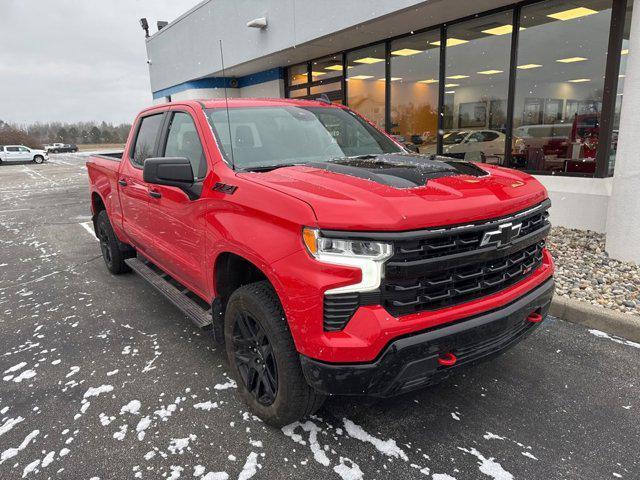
0 0 200 125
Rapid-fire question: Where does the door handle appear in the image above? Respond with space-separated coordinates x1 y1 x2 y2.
148 190 161 199
118 179 127 187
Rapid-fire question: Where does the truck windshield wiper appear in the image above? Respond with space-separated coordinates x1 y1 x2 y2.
240 163 305 173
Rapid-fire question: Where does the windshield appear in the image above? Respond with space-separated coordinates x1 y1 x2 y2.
205 106 401 170
442 131 467 145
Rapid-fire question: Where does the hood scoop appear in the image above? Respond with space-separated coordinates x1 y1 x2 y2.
307 153 488 189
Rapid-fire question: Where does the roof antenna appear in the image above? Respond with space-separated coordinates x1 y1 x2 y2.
219 39 235 170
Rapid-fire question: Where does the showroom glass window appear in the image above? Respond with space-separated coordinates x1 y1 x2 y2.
443 11 513 164
609 0 634 175
346 44 386 129
288 62 309 98
390 30 441 153
309 55 344 103
512 0 612 175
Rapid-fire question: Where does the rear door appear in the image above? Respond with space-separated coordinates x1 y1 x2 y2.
118 112 165 253
145 107 209 293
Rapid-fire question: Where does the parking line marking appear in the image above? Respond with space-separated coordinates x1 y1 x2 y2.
80 221 98 241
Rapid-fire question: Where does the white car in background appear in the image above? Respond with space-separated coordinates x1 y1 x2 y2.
420 129 506 162
0 145 48 164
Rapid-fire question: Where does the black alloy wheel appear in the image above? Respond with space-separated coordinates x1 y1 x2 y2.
97 219 113 269
232 311 278 406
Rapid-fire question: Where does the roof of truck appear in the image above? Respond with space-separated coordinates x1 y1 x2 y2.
140 97 344 115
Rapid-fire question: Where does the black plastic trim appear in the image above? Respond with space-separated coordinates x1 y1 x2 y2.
300 277 554 397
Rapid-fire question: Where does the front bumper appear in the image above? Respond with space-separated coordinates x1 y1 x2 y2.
300 277 554 397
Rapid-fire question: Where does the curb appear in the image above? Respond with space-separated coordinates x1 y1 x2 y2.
550 296 640 343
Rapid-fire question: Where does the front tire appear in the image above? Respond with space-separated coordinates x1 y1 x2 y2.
224 281 325 427
96 210 130 274
33 155 44 164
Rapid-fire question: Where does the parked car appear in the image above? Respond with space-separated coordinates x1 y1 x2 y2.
0 145 48 164
45 143 78 153
87 99 554 426
420 129 506 161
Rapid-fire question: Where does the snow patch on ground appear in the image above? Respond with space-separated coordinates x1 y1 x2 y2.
4 362 27 374
168 435 196 455
120 400 141 415
0 416 24 436
458 447 513 480
588 329 640 349
11 369 36 383
343 418 408 461
213 379 237 390
83 385 113 398
0 430 39 464
193 401 218 411
333 457 364 480
238 452 260 480
136 416 152 441
282 420 330 466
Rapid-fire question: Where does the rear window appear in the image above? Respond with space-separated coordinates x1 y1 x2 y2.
131 113 164 167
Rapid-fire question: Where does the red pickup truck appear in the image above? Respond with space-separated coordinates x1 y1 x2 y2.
87 98 554 426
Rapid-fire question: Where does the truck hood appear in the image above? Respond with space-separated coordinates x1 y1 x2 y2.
238 154 548 231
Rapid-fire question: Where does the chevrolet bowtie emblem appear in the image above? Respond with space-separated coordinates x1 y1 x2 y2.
480 222 522 248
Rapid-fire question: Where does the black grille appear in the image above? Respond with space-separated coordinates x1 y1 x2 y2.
323 293 360 331
381 202 550 317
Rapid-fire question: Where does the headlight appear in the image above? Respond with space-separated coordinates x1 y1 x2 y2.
302 227 393 294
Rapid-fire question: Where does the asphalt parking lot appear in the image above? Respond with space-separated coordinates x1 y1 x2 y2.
0 154 638 480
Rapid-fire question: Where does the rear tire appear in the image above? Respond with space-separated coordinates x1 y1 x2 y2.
96 210 131 274
224 281 325 427
33 155 44 164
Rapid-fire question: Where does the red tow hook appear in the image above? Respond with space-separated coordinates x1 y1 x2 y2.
527 312 543 323
437 352 457 367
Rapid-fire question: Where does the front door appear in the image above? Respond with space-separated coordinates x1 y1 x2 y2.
145 109 208 294
5 146 22 162
118 112 165 253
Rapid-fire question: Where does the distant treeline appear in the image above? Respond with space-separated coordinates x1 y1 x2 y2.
0 119 131 148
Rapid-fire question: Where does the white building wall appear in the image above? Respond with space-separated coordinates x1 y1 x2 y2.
535 176 612 233
606 0 640 263
240 79 284 98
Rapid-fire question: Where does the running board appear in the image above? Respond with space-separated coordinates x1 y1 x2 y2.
125 257 212 329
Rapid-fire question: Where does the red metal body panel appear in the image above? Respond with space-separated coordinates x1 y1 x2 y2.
87 98 554 364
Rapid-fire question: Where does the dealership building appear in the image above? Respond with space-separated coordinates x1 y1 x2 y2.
145 0 639 262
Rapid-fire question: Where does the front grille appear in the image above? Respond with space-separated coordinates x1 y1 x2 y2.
381 201 550 317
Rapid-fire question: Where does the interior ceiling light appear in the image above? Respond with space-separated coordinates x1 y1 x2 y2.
444 83 459 87
391 48 423 56
445 90 456 94
547 7 598 21
477 69 503 75
418 79 439 84
431 38 469 47
324 65 343 71
447 74 469 79
556 56 588 63
353 57 384 64
621 49 629 55
567 78 590 83
378 77 402 81
311 71 326 76
349 75 374 80
517 64 543 69
481 24 525 35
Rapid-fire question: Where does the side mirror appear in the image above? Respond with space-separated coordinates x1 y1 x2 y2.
143 157 194 188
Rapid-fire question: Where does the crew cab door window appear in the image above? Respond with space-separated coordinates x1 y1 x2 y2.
131 114 164 167
163 112 207 179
